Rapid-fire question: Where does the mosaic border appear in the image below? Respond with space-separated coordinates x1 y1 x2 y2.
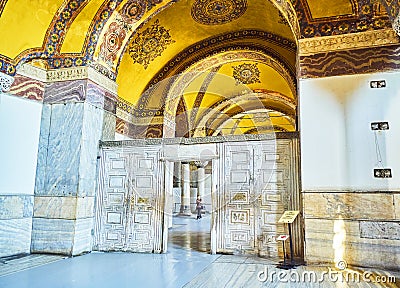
298 28 400 56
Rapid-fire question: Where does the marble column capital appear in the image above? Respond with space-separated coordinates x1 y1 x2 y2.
0 71 14 92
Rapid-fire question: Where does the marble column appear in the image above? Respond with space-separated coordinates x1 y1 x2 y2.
197 163 207 199
31 67 117 256
180 162 191 215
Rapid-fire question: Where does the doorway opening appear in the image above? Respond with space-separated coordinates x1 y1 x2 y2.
168 161 213 253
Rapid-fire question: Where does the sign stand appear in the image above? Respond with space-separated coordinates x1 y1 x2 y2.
276 210 300 270
276 235 291 269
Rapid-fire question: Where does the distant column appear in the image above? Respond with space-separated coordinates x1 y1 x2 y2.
197 162 208 211
180 162 191 215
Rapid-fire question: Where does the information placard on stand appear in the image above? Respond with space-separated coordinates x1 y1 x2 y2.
277 210 299 269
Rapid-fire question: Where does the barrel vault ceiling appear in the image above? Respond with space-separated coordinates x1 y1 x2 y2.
0 0 393 136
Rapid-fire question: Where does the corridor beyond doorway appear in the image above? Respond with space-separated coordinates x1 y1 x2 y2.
169 215 211 253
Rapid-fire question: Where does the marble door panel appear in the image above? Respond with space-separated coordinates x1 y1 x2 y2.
125 148 163 252
94 145 165 253
94 150 130 251
223 143 255 252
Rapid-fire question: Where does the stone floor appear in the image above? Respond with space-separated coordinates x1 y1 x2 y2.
0 215 399 288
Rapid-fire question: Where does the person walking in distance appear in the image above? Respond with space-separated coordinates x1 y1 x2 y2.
196 196 203 220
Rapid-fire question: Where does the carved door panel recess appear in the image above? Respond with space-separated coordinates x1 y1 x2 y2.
94 146 164 253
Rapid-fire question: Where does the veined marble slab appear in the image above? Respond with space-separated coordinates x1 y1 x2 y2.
360 221 400 240
43 80 86 103
78 103 103 197
71 218 93 255
395 194 400 220
0 218 32 257
304 192 395 220
34 104 51 195
86 82 105 109
31 217 93 256
31 218 75 254
36 103 84 196
304 218 400 270
102 111 116 141
0 195 33 219
33 196 94 219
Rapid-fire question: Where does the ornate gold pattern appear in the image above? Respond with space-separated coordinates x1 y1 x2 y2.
269 0 301 39
191 0 247 25
119 0 146 24
232 63 261 84
298 29 400 56
128 19 175 69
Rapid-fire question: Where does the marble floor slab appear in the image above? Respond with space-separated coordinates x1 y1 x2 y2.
0 214 398 288
0 254 65 277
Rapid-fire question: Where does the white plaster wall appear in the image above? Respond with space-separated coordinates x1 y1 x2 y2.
0 94 42 195
0 93 42 257
300 71 400 191
299 77 347 190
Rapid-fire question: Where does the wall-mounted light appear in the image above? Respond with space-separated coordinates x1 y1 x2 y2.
374 168 392 178
370 80 386 88
371 122 389 130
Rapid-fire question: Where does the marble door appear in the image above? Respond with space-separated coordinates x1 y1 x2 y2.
218 139 301 258
221 142 256 252
94 145 165 253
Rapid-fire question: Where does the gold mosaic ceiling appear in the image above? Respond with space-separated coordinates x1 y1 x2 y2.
0 0 393 135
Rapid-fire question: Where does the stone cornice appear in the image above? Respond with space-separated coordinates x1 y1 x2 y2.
17 64 118 94
17 64 47 82
298 29 400 56
100 132 299 147
0 71 14 92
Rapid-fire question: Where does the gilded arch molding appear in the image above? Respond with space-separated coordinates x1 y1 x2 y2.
134 29 296 117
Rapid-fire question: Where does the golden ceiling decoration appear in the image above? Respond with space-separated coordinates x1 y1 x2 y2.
119 0 147 24
128 19 175 69
191 0 248 25
232 63 261 84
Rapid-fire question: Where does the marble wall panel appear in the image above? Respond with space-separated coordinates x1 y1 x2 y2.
76 197 95 218
104 91 117 114
45 103 84 196
33 196 94 219
78 103 104 197
31 218 76 255
43 80 86 103
299 45 400 79
34 104 52 195
0 218 32 257
0 195 33 219
304 193 395 220
360 221 400 240
305 218 400 270
87 82 105 109
8 75 45 101
395 194 400 220
102 111 116 141
72 218 93 255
